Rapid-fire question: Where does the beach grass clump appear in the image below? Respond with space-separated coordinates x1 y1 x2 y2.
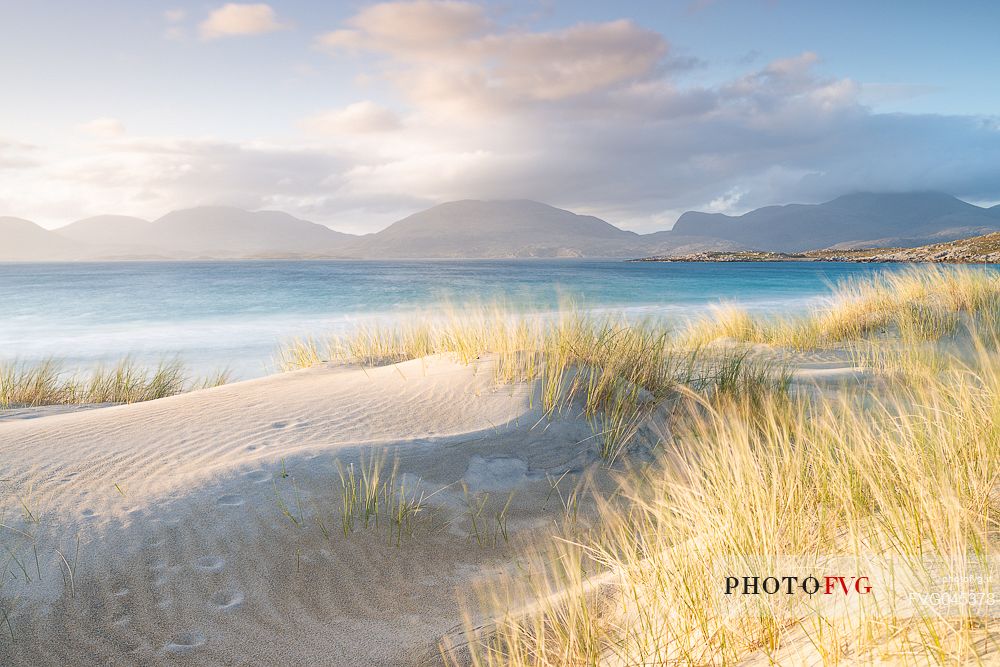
458 336 1000 666
681 303 770 347
280 309 795 459
0 357 227 408
277 337 326 371
684 265 1000 350
335 453 428 546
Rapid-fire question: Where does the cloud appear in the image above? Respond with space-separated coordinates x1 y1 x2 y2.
164 8 186 23
0 136 354 227
305 3 1000 230
199 3 287 40
6 2 1000 232
163 7 187 39
316 1 489 56
319 3 666 114
301 102 402 135
0 139 39 171
79 118 126 138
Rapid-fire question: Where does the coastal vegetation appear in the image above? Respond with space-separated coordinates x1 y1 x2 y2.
457 339 1000 665
3 266 998 664
278 265 1000 665
445 267 1000 665
0 358 229 408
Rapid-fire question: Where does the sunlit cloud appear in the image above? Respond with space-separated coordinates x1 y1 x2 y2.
300 102 402 135
79 118 126 139
199 3 287 40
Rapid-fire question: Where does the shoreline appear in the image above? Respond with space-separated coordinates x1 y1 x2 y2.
630 230 1000 263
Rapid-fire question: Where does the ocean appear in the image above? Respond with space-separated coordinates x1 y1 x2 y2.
0 260 951 379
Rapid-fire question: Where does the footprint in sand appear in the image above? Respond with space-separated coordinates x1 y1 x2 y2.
210 590 244 612
244 470 271 483
194 556 225 572
81 508 98 518
163 631 205 654
216 494 244 507
271 421 287 429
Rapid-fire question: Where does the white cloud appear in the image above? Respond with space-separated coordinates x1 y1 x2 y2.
199 3 287 40
318 3 666 114
316 1 489 56
79 118 126 138
300 102 401 135
303 3 1000 230
0 136 351 227
164 8 186 23
0 139 39 171
5 2 1000 232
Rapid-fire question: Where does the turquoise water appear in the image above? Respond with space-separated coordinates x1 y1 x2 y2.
0 260 936 378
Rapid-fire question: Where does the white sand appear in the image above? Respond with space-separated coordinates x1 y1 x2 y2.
0 355 607 665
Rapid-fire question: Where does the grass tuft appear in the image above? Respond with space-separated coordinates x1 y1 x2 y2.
0 357 229 408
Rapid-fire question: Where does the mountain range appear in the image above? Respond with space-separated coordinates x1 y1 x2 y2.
3 192 998 261
671 192 1000 252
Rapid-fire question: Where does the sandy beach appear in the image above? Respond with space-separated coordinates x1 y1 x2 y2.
0 339 878 666
0 354 627 664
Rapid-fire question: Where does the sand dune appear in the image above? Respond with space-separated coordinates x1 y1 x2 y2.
0 355 612 665
0 347 873 665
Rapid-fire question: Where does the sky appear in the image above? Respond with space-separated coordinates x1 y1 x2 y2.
1 0 998 233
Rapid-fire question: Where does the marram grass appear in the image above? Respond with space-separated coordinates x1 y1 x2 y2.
456 344 1000 665
430 267 1000 666
683 264 1000 349
280 310 788 461
280 266 999 662
0 358 230 408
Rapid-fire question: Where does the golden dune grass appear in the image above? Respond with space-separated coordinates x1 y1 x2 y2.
0 358 229 408
279 266 999 665
442 268 1000 666
459 348 1000 664
683 265 1000 349
281 310 787 461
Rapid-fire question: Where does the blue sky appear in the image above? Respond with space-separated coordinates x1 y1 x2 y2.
1 1 998 231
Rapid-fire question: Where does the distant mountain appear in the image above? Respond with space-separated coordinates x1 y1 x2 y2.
364 199 638 258
56 215 151 244
0 217 90 261
671 192 1000 252
147 207 358 257
5 193 998 261
52 207 359 258
54 215 157 257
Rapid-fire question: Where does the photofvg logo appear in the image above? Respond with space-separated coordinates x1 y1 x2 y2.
725 575 872 596
715 556 1000 619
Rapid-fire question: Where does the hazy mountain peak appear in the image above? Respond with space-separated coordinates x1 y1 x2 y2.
672 191 999 252
2 216 86 260
0 215 44 230
369 199 637 257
